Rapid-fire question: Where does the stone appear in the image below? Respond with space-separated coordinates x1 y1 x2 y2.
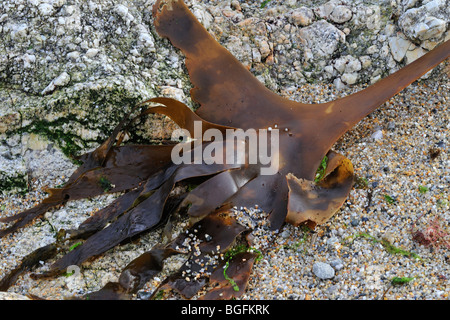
297 20 345 59
388 35 412 62
412 17 446 41
0 292 30 300
334 55 362 74
359 56 372 69
41 72 71 95
26 133 48 151
38 3 55 16
258 39 271 59
330 259 344 271
313 262 335 279
371 129 383 140
341 73 358 85
289 7 315 26
85 48 99 58
313 0 337 19
333 77 347 90
22 53 36 69
406 46 427 64
160 86 186 102
399 0 449 41
114 4 129 18
330 5 352 24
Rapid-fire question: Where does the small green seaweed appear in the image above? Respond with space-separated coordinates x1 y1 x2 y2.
260 0 272 8
223 261 240 292
354 176 369 189
221 244 263 291
69 242 82 251
418 186 429 194
314 155 328 183
0 172 28 194
391 276 415 286
10 117 91 162
63 270 76 277
283 225 311 251
225 244 263 262
382 276 416 299
99 176 113 192
152 289 165 300
345 232 421 260
384 194 396 204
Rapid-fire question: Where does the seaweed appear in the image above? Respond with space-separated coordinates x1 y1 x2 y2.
0 0 449 300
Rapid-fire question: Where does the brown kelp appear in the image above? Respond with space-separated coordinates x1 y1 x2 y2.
1 0 449 299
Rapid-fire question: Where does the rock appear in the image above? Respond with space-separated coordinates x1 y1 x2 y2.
114 4 129 18
333 77 347 90
297 20 345 60
22 53 36 68
85 48 99 58
289 7 315 26
371 129 383 140
258 39 271 59
38 3 55 16
334 55 361 74
160 86 186 102
26 133 48 151
41 72 71 95
388 35 412 62
0 292 30 300
406 45 427 64
314 1 352 24
387 121 396 130
341 73 358 85
327 284 339 295
353 5 382 31
412 17 446 41
313 1 338 19
330 259 344 271
359 56 372 69
327 237 341 251
330 5 352 24
350 218 360 227
313 262 335 279
399 0 449 41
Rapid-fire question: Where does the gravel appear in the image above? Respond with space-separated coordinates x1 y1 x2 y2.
1 0 449 300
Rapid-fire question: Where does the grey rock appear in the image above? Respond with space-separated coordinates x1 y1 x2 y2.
289 7 315 27
330 259 344 271
327 284 339 295
297 20 345 60
330 5 353 24
388 35 412 62
406 45 428 64
387 120 396 130
333 77 348 90
371 129 383 140
313 262 335 279
0 292 30 300
399 0 449 41
353 5 382 31
350 218 361 227
334 55 361 74
341 72 358 85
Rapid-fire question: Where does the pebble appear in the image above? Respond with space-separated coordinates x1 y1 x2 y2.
330 259 344 271
313 262 335 280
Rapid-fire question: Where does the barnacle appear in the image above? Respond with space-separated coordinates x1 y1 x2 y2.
1 0 449 299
